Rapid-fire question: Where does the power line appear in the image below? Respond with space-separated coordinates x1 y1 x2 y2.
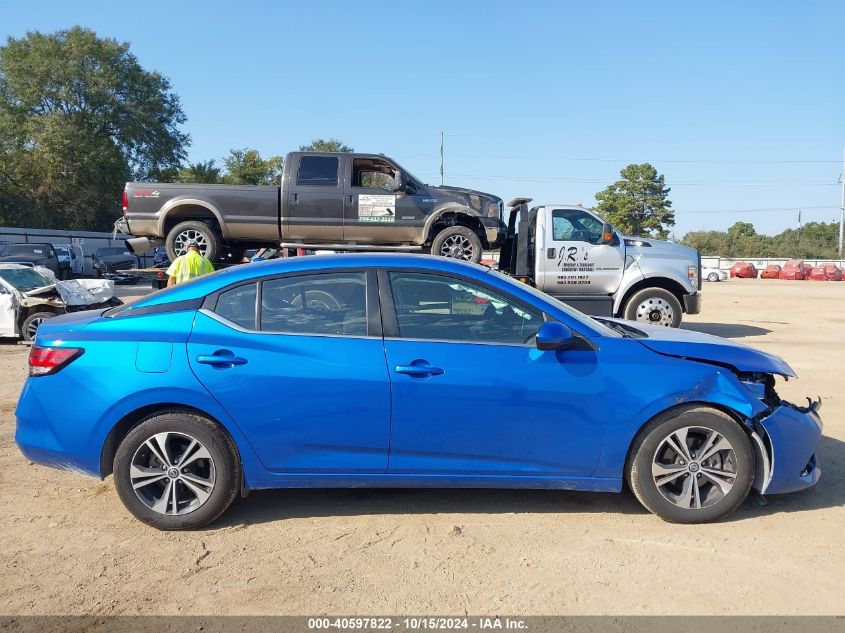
446 153 842 164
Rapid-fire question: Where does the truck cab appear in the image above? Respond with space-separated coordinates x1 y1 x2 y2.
498 199 701 327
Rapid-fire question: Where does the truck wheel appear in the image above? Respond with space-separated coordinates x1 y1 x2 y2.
431 226 483 263
21 311 55 342
623 287 683 327
166 221 220 262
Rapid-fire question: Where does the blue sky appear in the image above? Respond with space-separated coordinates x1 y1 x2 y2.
4 0 844 237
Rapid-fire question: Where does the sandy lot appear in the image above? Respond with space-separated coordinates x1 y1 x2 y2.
0 279 843 615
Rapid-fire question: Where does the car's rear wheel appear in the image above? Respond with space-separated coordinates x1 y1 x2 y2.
627 406 754 523
113 411 240 530
623 287 683 327
707 272 719 282
165 221 220 262
431 226 483 263
21 311 55 343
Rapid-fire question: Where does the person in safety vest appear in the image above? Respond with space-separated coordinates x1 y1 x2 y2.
166 241 214 286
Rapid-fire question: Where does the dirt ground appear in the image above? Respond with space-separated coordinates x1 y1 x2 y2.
0 279 843 616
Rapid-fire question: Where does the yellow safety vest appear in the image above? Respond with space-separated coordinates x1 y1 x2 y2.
166 251 214 284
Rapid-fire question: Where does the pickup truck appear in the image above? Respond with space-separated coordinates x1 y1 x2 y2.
0 243 62 278
118 151 505 264
497 198 701 327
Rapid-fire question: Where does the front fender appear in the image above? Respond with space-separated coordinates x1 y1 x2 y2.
593 341 768 479
423 205 482 241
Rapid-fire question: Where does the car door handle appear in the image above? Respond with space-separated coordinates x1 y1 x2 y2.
196 352 248 367
395 361 444 377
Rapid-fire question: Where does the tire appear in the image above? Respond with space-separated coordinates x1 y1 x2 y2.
113 410 241 530
623 287 683 328
165 221 220 262
21 311 56 343
627 405 754 523
707 273 719 282
430 226 483 263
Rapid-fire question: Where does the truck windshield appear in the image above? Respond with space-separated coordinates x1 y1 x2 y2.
486 268 621 338
0 267 53 291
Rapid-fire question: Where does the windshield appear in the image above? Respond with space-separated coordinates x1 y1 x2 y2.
0 267 53 291
97 247 132 256
485 268 620 338
1 244 52 257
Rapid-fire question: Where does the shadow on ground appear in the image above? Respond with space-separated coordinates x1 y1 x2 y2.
215 434 845 528
683 322 772 338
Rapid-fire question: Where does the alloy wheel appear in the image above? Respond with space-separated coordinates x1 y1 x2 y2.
173 229 209 258
26 317 46 340
651 426 737 510
129 432 216 516
439 234 475 260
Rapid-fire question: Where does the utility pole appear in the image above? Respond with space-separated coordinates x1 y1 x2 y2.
839 143 844 260
440 131 445 186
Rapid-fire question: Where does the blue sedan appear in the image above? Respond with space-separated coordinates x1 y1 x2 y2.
16 254 821 529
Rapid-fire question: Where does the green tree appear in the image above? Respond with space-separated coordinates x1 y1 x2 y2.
682 220 839 258
0 27 189 230
222 149 283 185
594 163 674 239
176 160 223 184
299 138 353 152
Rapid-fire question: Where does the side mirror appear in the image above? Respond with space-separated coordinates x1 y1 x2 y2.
391 172 406 193
598 223 614 245
536 321 574 351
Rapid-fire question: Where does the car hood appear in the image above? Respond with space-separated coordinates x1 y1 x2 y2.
599 318 796 377
428 185 502 207
97 255 135 263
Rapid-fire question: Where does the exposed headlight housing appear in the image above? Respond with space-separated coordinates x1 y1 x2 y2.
469 194 481 211
486 201 499 217
688 265 699 288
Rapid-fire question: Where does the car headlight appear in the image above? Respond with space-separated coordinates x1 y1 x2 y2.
468 194 481 211
487 201 499 218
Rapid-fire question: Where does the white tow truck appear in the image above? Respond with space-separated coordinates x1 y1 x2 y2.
497 198 701 327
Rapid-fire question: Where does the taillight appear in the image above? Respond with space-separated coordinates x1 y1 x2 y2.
122 190 129 212
28 346 84 377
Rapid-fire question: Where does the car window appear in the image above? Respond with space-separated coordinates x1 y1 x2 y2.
260 272 367 336
0 267 53 291
297 156 339 186
552 209 604 244
215 283 258 330
352 158 398 191
388 272 544 345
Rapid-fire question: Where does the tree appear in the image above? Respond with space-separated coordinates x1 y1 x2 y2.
594 164 674 239
681 220 839 259
0 27 189 230
222 149 283 185
299 138 353 152
176 160 223 184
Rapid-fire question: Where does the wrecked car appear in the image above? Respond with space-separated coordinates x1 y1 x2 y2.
0 264 122 342
15 255 821 530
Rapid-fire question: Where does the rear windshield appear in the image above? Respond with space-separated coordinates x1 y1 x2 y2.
0 267 53 291
1 244 53 257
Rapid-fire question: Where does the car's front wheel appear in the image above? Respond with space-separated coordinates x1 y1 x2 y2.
113 411 241 530
708 272 719 282
627 406 754 523
21 311 55 343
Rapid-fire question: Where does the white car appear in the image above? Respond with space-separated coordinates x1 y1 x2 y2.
0 264 119 342
703 266 728 282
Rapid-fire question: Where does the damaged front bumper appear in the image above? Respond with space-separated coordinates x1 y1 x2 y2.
751 399 822 495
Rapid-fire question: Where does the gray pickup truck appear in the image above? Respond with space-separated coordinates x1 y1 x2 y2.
119 152 505 263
